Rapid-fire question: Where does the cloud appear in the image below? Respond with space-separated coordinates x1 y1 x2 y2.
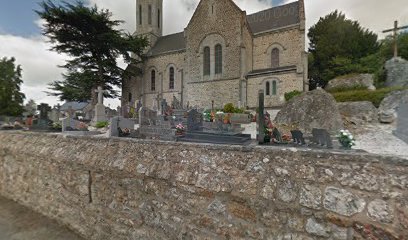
0 34 66 105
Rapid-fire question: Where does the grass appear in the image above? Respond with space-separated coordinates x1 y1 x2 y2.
331 87 407 107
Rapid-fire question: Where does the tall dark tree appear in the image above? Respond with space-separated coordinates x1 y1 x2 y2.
0 57 25 116
308 11 379 88
37 0 148 104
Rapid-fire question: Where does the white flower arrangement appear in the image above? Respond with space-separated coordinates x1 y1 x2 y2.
176 123 185 132
337 129 356 149
216 111 224 115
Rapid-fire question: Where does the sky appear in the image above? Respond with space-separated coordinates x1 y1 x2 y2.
0 0 408 109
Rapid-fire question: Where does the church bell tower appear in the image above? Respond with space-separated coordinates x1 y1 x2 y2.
136 0 163 47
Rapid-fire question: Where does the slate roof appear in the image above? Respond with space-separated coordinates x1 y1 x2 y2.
247 65 297 78
247 1 300 34
148 1 300 56
149 32 186 56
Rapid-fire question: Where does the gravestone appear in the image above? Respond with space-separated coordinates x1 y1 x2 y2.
34 103 52 128
394 103 408 144
62 118 87 132
257 90 265 144
93 86 107 123
311 128 333 148
172 96 182 109
139 107 157 126
187 109 203 131
109 116 137 137
49 105 60 123
272 128 282 142
139 115 177 140
291 130 306 145
160 99 168 115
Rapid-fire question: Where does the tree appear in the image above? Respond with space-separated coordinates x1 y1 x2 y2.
0 57 25 116
24 99 38 116
37 1 148 104
308 11 379 88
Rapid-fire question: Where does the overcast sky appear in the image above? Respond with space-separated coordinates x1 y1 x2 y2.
0 0 407 108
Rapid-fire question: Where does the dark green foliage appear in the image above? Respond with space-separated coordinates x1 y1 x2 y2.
37 1 148 103
0 57 25 116
284 90 302 101
223 103 244 113
308 11 379 88
95 121 109 128
331 87 407 107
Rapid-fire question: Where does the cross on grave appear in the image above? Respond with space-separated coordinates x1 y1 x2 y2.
37 103 51 120
383 21 408 58
95 86 106 105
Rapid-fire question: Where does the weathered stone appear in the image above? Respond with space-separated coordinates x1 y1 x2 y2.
277 179 297 203
367 199 394 223
331 224 352 240
275 89 344 133
378 89 408 123
299 185 321 210
207 199 226 215
323 187 366 216
326 73 376 91
385 57 408 87
337 101 378 124
305 218 330 237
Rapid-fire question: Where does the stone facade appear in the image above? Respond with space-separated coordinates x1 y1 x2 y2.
122 0 307 110
1 131 408 239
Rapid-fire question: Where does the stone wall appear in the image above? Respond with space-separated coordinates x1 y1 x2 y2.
1 131 407 239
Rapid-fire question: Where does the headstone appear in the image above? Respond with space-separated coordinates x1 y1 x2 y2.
34 103 52 128
394 103 408 144
38 103 51 120
161 99 168 115
187 109 203 131
93 86 107 123
49 105 60 123
311 128 333 148
272 128 282 142
139 107 157 126
62 117 87 132
257 90 265 144
171 96 182 109
291 130 306 145
109 116 137 137
230 113 251 124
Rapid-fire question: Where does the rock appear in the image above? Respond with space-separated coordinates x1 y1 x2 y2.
323 187 366 216
207 199 226 215
385 57 408 87
275 89 344 133
299 185 322 210
331 224 352 240
325 74 376 91
367 199 394 223
378 89 408 123
337 101 378 124
305 218 330 237
277 179 297 203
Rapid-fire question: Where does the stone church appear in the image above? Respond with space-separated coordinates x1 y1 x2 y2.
122 0 308 110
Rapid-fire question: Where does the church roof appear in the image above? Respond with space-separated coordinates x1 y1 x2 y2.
149 32 186 56
247 1 300 34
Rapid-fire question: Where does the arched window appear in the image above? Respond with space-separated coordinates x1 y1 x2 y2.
151 70 156 91
215 44 222 74
169 67 175 89
271 48 279 68
265 81 270 96
203 47 210 76
272 80 277 95
139 5 142 25
148 5 152 25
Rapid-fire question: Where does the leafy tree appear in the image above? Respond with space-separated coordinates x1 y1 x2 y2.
24 99 37 116
308 11 379 88
37 1 148 104
0 57 25 116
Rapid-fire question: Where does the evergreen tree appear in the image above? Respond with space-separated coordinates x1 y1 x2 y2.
37 1 148 104
24 99 38 116
308 11 379 88
0 57 25 116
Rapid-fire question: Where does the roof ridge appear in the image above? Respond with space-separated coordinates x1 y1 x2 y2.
247 1 298 17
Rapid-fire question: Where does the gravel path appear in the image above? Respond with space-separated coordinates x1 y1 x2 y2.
0 196 84 240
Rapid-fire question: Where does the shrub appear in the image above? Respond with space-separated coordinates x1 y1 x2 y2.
331 87 407 107
284 90 302 101
95 121 109 129
326 84 367 93
223 103 245 113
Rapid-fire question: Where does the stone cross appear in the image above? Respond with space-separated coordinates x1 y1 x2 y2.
257 90 265 144
383 21 408 58
95 86 105 105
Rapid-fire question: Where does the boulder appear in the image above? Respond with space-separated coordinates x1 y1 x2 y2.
325 74 376 91
384 57 408 87
337 101 378 124
274 89 343 133
378 90 408 123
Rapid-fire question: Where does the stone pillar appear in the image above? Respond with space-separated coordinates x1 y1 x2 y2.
257 90 265 144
